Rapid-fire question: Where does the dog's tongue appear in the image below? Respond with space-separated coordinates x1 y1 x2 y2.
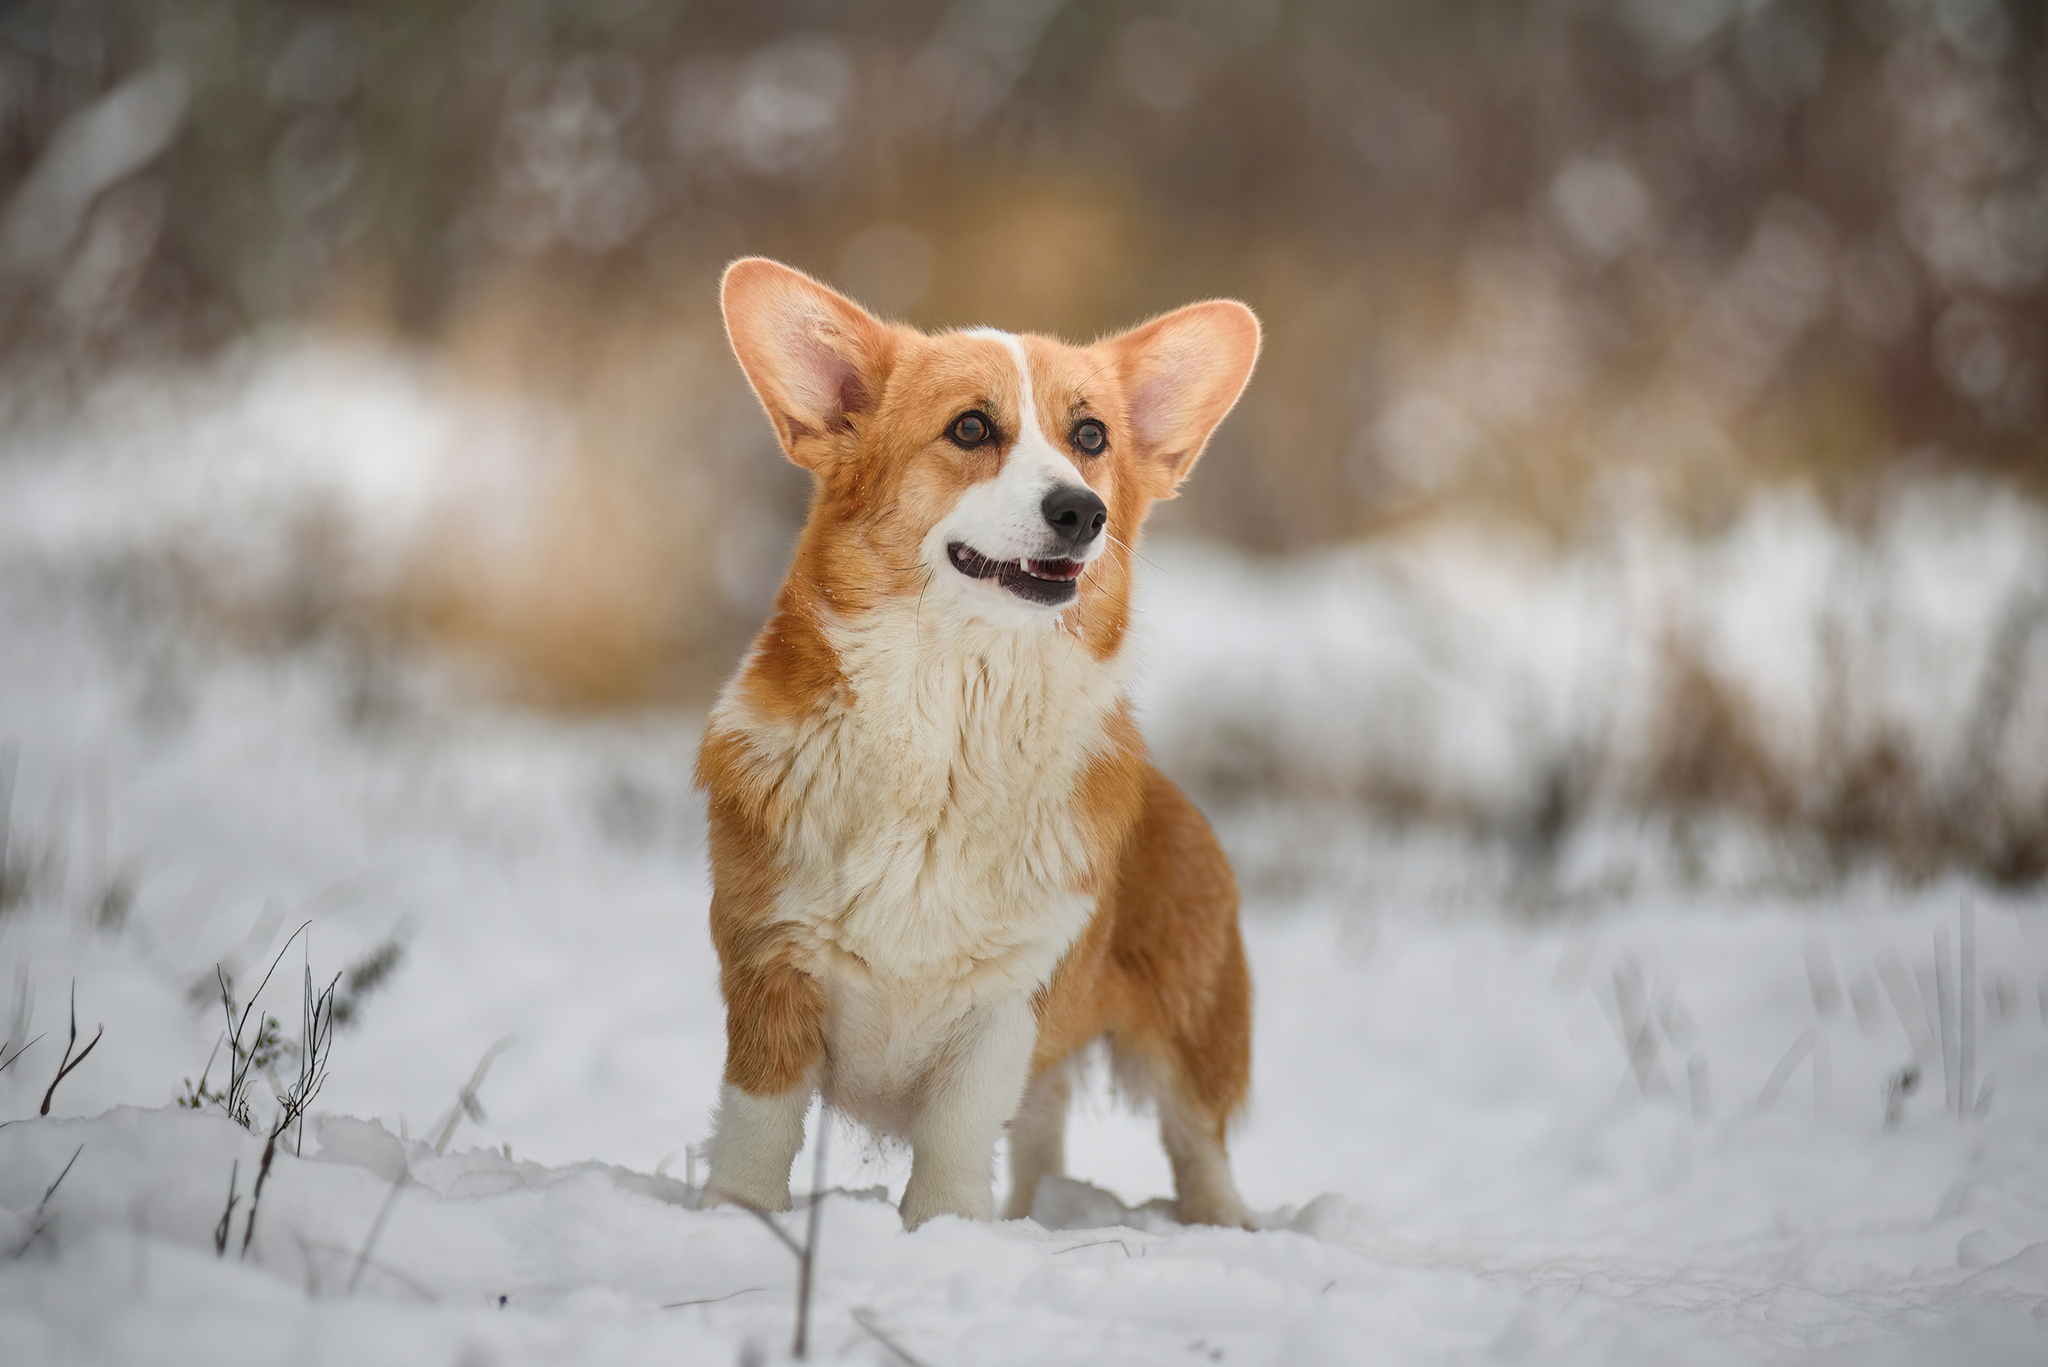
1024 559 1084 582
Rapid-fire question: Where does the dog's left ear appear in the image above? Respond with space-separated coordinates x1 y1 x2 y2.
722 257 893 468
1105 300 1261 498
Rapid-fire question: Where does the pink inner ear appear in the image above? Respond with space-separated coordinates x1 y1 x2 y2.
1130 342 1203 447
776 307 866 423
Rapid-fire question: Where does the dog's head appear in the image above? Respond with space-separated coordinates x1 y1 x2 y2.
722 257 1258 645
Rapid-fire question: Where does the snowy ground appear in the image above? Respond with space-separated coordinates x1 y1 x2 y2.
2 346 2047 1364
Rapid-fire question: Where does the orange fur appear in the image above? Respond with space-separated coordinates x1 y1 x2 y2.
696 258 1260 1227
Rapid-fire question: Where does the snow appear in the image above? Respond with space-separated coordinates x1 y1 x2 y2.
2 343 2046 1364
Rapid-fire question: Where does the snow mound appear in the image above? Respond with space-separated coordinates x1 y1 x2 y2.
3 341 2047 1362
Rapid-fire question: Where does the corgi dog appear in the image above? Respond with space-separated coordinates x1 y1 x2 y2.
697 257 1260 1230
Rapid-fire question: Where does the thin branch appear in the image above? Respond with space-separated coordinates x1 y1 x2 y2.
851 1307 933 1367
794 1106 829 1359
1756 1028 1818 1110
743 1206 804 1259
346 1171 408 1293
240 1128 279 1259
213 1162 240 1257
295 1236 438 1302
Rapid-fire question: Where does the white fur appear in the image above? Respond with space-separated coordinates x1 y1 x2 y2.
705 578 1133 1222
702 330 1143 1225
899 993 1039 1227
1159 1085 1252 1228
922 329 1107 630
1003 1064 1072 1220
701 1080 811 1212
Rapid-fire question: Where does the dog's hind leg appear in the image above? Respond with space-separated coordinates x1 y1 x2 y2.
1158 1082 1252 1229
1003 1063 1072 1219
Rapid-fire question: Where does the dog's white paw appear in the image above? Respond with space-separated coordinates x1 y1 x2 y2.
699 1178 792 1213
899 1173 994 1229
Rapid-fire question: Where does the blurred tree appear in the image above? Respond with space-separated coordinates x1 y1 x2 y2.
0 0 2041 547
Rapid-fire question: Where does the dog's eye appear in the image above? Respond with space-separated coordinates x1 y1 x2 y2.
948 411 994 447
1072 419 1107 455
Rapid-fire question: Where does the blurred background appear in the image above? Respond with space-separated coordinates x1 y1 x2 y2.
3 0 2047 892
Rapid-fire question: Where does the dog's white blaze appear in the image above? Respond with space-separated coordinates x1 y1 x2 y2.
923 329 1105 626
707 593 1133 1146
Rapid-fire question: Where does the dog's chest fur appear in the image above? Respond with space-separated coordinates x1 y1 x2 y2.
712 600 1129 1112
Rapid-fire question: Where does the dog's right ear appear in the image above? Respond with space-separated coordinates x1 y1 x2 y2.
721 258 892 468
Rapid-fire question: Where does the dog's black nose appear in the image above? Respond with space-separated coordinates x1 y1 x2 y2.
1042 485 1107 550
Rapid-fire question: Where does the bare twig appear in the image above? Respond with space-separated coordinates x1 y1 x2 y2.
744 1206 804 1258
198 923 312 1129
213 1161 240 1257
346 1170 409 1294
1686 1053 1712 1124
1960 900 1977 1120
1874 951 1934 1060
241 1128 279 1260
663 1287 767 1309
0 743 17 911
296 1236 437 1302
794 1107 829 1359
39 981 102 1116
851 1307 932 1367
1756 1028 1818 1110
279 963 342 1156
1883 1062 1920 1130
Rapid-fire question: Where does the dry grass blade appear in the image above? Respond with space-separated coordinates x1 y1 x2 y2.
39 981 102 1116
345 1170 409 1294
429 1036 514 1156
1052 1239 1134 1257
1756 1028 1818 1111
294 1236 438 1301
0 1031 43 1075
9 1142 84 1257
37 1142 83 1209
663 1287 766 1310
351 1037 508 1295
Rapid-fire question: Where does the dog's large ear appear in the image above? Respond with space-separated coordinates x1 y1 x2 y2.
721 258 892 467
1105 300 1261 498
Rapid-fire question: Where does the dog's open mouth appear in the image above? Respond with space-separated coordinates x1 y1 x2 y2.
948 542 1083 606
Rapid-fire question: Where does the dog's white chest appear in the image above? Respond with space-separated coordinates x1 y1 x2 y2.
715 603 1130 1009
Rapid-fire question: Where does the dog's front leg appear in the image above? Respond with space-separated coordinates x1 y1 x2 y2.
701 955 823 1213
900 994 1037 1229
